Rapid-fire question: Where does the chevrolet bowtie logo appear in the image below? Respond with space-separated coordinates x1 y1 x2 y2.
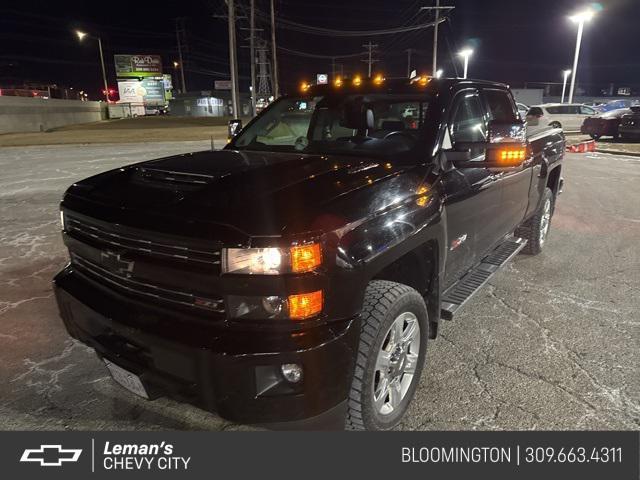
101 250 134 276
20 445 82 467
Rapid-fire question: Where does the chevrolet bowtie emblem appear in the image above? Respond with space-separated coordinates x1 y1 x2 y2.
20 445 82 467
101 250 135 276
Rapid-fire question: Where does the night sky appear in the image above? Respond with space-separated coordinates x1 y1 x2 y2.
2 0 639 99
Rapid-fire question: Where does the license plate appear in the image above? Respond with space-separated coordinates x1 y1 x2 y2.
104 359 149 399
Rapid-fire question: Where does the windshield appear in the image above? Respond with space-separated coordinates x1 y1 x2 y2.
231 94 430 157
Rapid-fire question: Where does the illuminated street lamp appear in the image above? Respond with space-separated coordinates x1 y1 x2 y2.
435 69 444 79
75 30 110 102
458 48 473 79
567 8 596 104
561 69 572 103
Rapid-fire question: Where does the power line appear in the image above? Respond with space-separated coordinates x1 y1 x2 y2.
278 46 362 60
258 11 446 37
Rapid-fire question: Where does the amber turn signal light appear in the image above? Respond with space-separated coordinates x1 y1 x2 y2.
499 148 527 162
288 290 323 320
290 243 322 273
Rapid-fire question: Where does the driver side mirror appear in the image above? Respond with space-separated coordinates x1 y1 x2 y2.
444 120 528 169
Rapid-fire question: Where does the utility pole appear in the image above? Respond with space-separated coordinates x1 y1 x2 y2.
432 0 439 73
405 48 413 78
250 0 257 116
362 41 378 77
420 3 454 75
270 0 279 98
228 0 240 118
175 18 187 93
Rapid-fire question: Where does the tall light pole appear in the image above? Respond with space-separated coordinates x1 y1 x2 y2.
561 69 572 103
458 48 473 79
76 30 109 102
568 8 595 104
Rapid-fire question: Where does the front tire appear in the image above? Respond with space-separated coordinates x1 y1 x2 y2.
345 280 428 430
516 187 554 255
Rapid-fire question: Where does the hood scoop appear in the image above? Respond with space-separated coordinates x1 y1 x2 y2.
136 167 221 187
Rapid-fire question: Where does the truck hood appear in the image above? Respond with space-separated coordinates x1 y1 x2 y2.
63 149 419 240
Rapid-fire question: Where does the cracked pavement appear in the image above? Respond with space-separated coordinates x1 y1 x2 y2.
0 143 638 431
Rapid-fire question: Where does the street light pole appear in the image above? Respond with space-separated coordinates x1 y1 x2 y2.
458 48 473 79
561 69 572 103
97 37 109 103
76 31 110 102
568 9 595 104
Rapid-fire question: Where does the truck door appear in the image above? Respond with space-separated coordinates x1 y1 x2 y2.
441 89 504 286
481 88 533 236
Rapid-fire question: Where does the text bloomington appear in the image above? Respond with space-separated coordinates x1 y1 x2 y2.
402 446 513 464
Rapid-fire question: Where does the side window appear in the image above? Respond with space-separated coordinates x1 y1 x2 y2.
484 89 518 122
449 92 486 144
580 106 596 115
567 106 581 114
546 106 561 114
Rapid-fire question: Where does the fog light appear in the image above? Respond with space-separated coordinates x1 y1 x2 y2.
281 363 303 383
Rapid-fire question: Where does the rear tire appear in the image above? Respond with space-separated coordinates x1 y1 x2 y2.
516 187 554 255
550 121 562 130
345 280 428 431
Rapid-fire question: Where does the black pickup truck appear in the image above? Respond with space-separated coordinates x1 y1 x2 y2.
54 77 564 430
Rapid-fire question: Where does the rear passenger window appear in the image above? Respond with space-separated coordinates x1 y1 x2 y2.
484 89 518 122
527 107 543 116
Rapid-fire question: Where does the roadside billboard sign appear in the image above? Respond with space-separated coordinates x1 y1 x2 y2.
215 80 232 90
114 55 163 78
117 79 166 104
117 80 144 103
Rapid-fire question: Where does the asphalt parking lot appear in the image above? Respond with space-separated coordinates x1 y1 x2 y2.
0 142 638 431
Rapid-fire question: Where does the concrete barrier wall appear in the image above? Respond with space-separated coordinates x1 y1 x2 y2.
0 96 105 134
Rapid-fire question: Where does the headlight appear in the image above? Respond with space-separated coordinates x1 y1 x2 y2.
222 243 321 275
60 210 65 230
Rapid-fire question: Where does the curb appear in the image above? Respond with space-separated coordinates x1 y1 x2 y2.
595 149 640 157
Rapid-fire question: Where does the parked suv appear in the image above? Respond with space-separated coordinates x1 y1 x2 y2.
54 77 564 430
526 103 598 132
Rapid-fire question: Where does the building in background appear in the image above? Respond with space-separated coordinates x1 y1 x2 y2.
169 91 251 117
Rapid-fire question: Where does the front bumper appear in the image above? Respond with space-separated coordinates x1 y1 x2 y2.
54 266 360 429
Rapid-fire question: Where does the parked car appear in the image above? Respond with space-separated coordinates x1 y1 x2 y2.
54 78 564 430
516 102 529 120
599 99 639 113
526 103 598 132
619 106 640 140
580 108 631 140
